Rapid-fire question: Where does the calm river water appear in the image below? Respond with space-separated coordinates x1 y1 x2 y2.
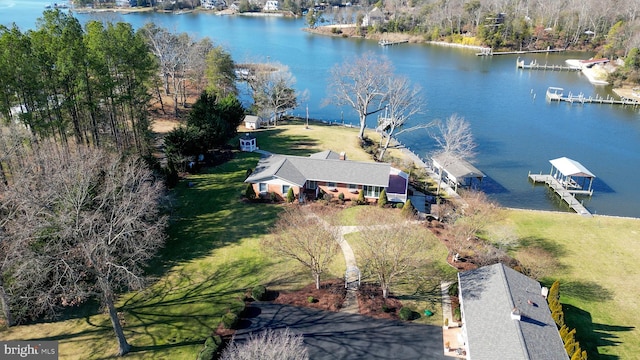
3 1 640 217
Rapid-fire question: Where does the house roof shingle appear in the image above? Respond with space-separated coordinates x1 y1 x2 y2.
245 152 392 188
458 263 567 360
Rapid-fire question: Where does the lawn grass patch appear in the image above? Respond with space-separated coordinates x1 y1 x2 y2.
236 119 374 161
506 210 640 360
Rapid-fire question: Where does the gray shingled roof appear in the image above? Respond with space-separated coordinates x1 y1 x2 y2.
309 150 342 160
433 154 485 179
245 152 391 188
458 263 567 360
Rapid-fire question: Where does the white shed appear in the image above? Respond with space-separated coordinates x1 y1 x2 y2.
244 115 262 130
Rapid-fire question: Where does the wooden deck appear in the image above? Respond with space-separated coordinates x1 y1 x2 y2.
546 91 640 106
516 59 580 71
379 39 409 46
476 48 565 56
528 174 592 216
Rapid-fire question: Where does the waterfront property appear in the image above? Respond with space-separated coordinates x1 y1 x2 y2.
431 154 485 193
245 150 409 203
457 263 567 360
528 157 595 216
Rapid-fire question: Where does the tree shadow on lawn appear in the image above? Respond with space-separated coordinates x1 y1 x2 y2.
518 236 568 258
560 281 613 302
564 303 634 360
120 258 280 355
147 154 282 276
238 127 320 157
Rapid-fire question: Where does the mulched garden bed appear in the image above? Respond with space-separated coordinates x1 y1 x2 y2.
274 279 346 312
357 283 403 320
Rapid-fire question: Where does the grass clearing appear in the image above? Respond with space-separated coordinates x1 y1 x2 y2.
505 210 640 360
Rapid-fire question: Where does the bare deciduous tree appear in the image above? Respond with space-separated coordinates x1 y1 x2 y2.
328 52 393 139
221 328 308 360
377 76 424 160
249 63 303 126
356 207 426 298
264 206 340 289
430 114 477 195
446 190 500 257
0 145 167 355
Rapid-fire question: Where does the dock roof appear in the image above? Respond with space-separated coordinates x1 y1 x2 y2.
550 157 595 178
432 154 485 180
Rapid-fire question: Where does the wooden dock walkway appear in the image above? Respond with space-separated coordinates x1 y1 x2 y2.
547 91 640 106
379 39 409 46
476 48 565 56
517 58 580 71
528 173 592 216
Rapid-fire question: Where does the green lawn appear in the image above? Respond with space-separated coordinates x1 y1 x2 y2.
504 210 640 360
3 123 639 360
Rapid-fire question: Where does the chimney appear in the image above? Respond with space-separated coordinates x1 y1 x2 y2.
511 307 521 321
339 152 347 161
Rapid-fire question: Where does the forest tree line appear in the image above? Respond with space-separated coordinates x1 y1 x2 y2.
320 0 639 54
0 10 247 355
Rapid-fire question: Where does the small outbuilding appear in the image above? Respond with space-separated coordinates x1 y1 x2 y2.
244 115 263 130
432 154 485 192
239 133 258 152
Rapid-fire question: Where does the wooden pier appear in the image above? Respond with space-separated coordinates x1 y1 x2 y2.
476 48 565 56
379 39 409 47
545 89 640 106
516 58 580 71
528 173 592 217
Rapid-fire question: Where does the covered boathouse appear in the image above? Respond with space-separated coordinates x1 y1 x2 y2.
528 157 596 216
432 153 486 193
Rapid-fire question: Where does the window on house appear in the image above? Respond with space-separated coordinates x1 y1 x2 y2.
259 183 267 193
363 185 382 198
348 184 358 192
282 185 290 194
327 182 337 190
307 180 317 190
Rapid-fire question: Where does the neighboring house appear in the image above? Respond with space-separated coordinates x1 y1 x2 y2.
263 0 278 11
202 0 226 9
115 0 133 7
362 7 385 27
244 150 408 203
244 115 263 130
457 263 567 360
432 153 485 192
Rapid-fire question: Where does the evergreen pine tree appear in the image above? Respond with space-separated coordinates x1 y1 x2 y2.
357 189 366 205
378 189 388 207
401 199 415 218
286 187 295 203
245 183 256 200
